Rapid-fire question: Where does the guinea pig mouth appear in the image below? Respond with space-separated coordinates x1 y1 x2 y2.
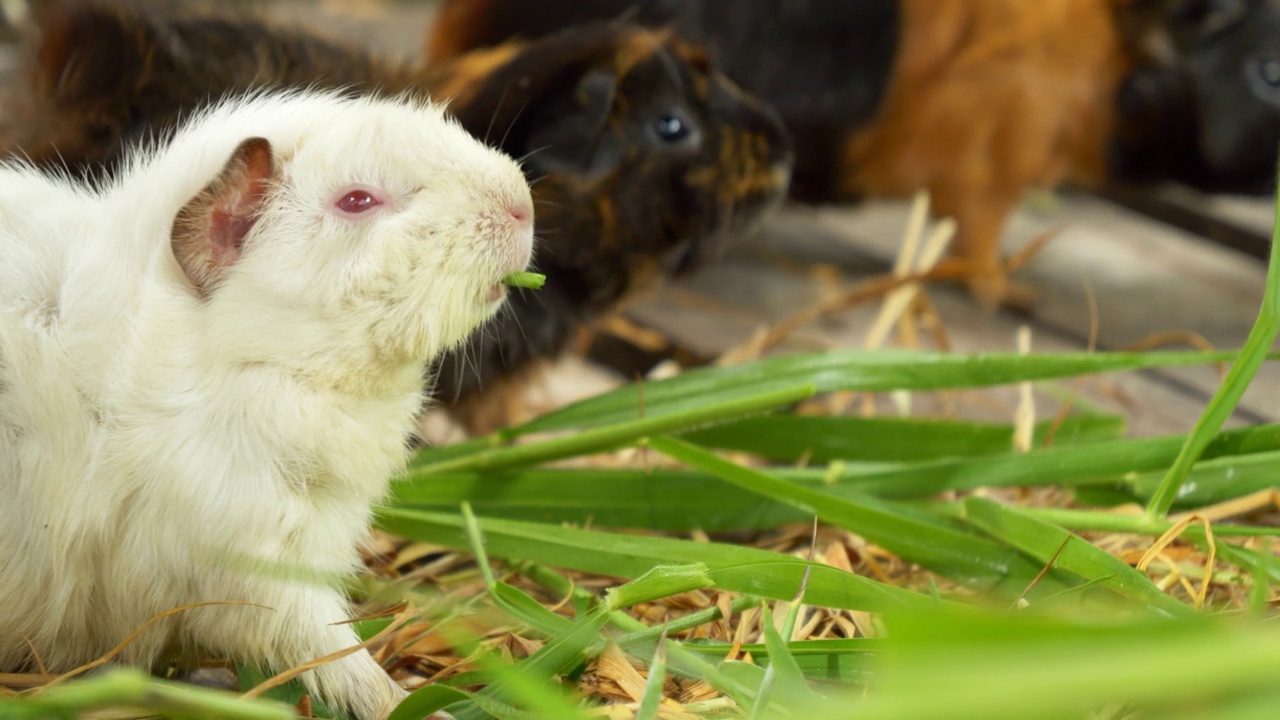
485 283 507 303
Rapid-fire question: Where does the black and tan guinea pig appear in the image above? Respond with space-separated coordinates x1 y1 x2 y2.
1 1 792 432
428 0 1280 308
1112 0 1280 194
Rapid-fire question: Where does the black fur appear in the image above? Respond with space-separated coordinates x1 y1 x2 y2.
429 0 900 201
1113 0 1280 193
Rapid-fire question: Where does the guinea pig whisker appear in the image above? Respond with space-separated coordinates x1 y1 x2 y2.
497 97 533 150
531 198 565 212
482 86 512 145
518 145 552 166
507 303 531 347
453 341 479 405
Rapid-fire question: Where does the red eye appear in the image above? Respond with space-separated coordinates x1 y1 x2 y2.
336 189 382 215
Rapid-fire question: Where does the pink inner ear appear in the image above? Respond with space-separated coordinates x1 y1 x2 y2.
207 141 275 272
172 136 276 295
208 210 261 269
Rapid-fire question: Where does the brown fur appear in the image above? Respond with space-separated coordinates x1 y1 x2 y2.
841 0 1129 306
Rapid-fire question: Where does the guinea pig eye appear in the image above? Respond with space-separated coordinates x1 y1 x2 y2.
650 111 699 147
654 115 689 141
1246 56 1280 104
1257 59 1280 86
335 188 383 216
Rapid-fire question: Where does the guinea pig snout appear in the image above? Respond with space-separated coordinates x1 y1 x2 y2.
482 196 536 274
507 202 533 231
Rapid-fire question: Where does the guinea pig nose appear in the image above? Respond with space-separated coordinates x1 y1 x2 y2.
508 203 534 230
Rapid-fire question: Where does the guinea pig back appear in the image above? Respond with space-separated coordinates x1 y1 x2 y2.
0 90 533 719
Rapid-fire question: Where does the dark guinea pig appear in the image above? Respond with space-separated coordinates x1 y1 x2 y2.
417 25 792 428
2 1 792 431
428 0 1280 308
1112 0 1280 194
429 0 898 204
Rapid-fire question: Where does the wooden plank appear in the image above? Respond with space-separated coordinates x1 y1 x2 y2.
619 242 1236 438
727 198 1280 425
1102 185 1273 260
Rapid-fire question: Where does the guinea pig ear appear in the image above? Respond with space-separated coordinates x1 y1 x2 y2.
171 137 275 296
526 69 618 170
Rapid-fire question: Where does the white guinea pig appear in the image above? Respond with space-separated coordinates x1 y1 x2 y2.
0 89 533 719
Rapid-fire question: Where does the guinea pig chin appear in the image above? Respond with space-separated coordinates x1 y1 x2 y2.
379 225 533 361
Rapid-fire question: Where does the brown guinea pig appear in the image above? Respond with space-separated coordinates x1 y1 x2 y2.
1 1 792 431
428 0 1280 308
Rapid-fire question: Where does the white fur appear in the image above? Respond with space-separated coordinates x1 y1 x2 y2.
0 89 533 719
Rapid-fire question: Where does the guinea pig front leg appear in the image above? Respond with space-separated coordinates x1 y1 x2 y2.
931 186 1025 311
200 584 407 720
296 624 407 720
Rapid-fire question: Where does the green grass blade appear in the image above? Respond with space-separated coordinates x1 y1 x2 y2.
682 414 1124 463
461 501 496 587
516 564 774 709
457 687 575 720
606 563 715 609
755 603 821 713
517 350 1238 434
680 639 880 685
647 435 1066 594
853 609 1280 720
453 609 606 720
611 595 760 651
407 384 814 475
389 686 472 720
1125 449 1280 510
464 567 712 719
390 467 815 531
375 508 939 612
1145 183 1280 518
634 640 667 720
824 424 1280 498
497 605 610 688
1004 506 1280 538
390 426 1280 536
3 669 295 720
1216 542 1280 586
235 665 340 718
962 498 1194 616
491 581 574 637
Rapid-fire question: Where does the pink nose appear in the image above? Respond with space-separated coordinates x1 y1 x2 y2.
508 203 533 230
